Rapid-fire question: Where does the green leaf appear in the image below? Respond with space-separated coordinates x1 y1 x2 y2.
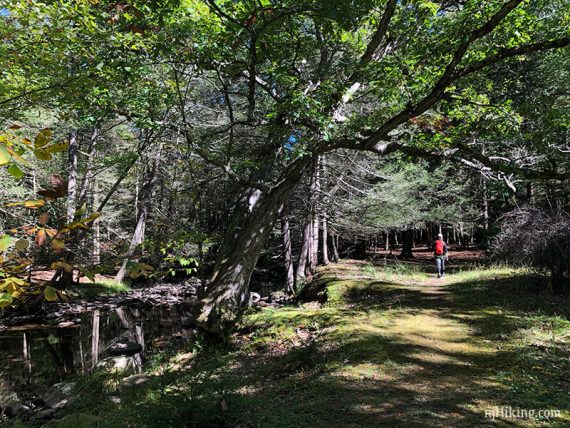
34 150 53 161
0 235 12 252
50 261 73 273
44 142 69 153
7 164 24 179
44 286 58 302
74 203 87 218
78 266 95 282
0 292 13 308
15 239 29 252
34 128 53 148
52 238 65 252
0 145 11 165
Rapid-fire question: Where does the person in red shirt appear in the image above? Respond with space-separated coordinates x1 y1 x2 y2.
434 233 448 278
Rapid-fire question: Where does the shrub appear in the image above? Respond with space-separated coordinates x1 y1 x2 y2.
490 208 570 290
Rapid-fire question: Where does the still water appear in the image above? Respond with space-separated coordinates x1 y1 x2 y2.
0 302 195 400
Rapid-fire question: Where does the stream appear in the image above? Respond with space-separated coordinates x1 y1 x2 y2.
0 283 199 406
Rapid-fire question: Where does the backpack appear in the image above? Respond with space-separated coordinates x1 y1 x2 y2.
435 240 445 255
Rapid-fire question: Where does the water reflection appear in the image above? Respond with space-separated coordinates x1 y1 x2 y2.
0 302 194 399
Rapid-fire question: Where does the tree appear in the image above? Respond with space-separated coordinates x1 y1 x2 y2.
189 0 570 334
1 0 569 335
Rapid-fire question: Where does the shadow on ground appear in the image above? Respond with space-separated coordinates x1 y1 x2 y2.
58 262 570 428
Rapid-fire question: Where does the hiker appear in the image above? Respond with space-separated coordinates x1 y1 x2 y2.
434 233 448 278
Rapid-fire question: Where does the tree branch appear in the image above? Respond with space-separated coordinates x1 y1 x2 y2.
361 0 525 148
456 36 570 78
357 0 398 68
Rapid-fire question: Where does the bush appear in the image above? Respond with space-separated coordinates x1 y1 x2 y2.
490 208 570 289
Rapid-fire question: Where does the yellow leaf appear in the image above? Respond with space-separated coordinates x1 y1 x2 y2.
0 145 11 165
0 235 12 252
81 212 102 223
6 147 28 165
25 199 46 209
139 263 154 271
10 277 27 286
45 229 58 238
43 286 58 302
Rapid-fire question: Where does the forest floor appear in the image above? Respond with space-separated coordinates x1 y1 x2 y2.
28 255 570 428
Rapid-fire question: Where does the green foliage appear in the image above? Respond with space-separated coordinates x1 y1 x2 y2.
339 159 478 231
0 162 102 306
145 231 211 279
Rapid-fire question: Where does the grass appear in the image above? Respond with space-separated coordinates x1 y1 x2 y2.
18 260 570 428
69 279 131 299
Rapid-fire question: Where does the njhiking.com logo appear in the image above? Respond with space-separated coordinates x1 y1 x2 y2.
484 406 561 420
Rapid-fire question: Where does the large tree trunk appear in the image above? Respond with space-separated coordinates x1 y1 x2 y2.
321 214 330 265
92 178 101 265
278 206 295 294
296 221 311 282
400 228 414 259
331 233 340 262
197 160 309 336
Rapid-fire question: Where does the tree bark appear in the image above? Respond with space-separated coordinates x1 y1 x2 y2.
400 229 414 259
296 220 311 282
309 158 320 271
115 144 162 282
196 159 309 336
92 177 101 265
78 128 98 206
66 130 79 223
278 205 295 294
321 214 330 265
331 233 340 262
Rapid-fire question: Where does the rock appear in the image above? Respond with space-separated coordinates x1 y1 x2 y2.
270 291 287 301
107 341 142 356
4 401 31 417
181 315 196 328
57 321 77 328
43 413 102 427
249 292 261 304
97 355 140 372
108 395 121 404
35 408 56 421
41 382 75 410
117 374 154 396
